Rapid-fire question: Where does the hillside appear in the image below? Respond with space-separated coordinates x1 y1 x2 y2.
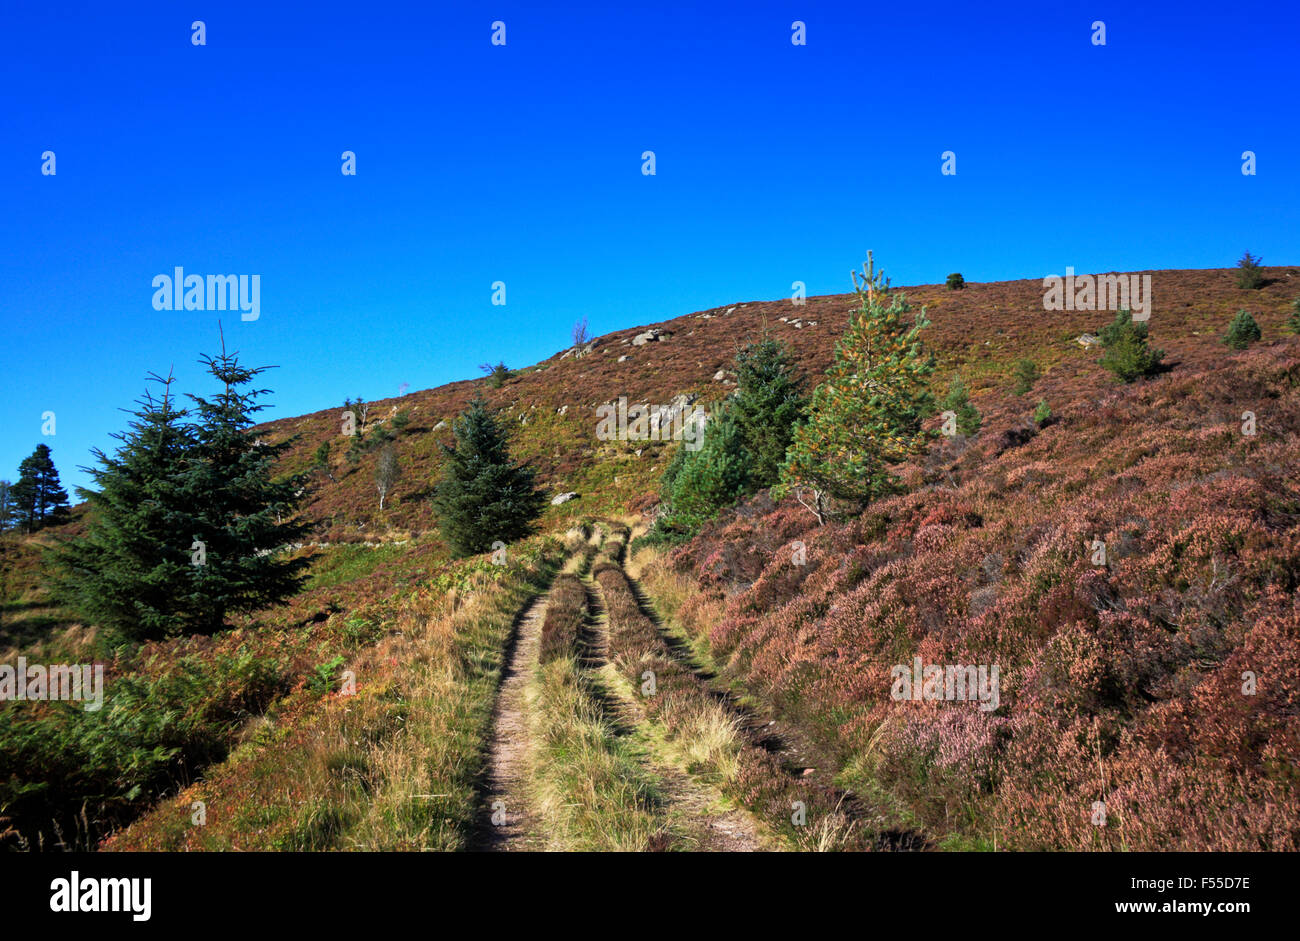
260 265 1300 539
652 324 1300 849
3 264 1298 852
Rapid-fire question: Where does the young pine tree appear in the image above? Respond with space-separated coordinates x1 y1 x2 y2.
941 375 981 436
181 344 311 635
1222 310 1262 350
313 440 334 481
1012 358 1039 395
431 397 546 556
52 374 199 641
730 336 806 487
776 254 936 523
1098 309 1164 383
9 444 71 532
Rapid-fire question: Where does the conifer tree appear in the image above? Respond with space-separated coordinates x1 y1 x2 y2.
431 397 546 556
0 479 14 533
10 444 71 532
1222 310 1262 350
941 375 982 436
1235 251 1264 290
52 374 198 640
55 347 310 641
1098 309 1164 383
657 408 750 537
1012 358 1040 395
730 336 806 487
313 440 334 481
181 342 311 634
776 253 936 523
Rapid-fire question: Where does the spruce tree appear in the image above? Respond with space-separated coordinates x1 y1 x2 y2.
659 408 750 536
730 337 806 487
776 253 936 523
181 343 311 634
10 444 71 532
1236 251 1265 290
52 374 198 641
431 397 546 556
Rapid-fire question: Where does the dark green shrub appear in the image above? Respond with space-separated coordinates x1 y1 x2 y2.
1012 358 1039 395
1223 310 1262 350
1098 309 1164 383
941 375 981 436
946 272 965 290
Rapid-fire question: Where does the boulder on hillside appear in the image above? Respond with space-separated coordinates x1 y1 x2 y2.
551 492 579 506
632 328 672 346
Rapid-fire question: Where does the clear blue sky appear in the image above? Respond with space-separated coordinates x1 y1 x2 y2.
2 0 1296 495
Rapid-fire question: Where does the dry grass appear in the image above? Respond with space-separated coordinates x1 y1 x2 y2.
306 550 567 850
601 534 878 850
656 694 742 784
525 654 671 851
521 527 673 850
105 538 563 851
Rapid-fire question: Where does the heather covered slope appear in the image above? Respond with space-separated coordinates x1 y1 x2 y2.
249 264 1298 850
5 264 1298 852
257 265 1300 541
651 333 1300 850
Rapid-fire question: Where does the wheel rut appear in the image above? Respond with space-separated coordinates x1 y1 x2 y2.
584 561 767 852
472 591 548 851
